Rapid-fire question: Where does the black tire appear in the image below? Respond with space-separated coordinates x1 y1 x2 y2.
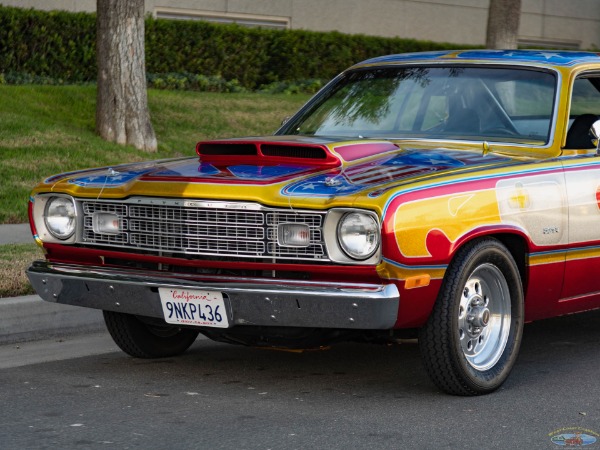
419 238 524 395
103 311 200 358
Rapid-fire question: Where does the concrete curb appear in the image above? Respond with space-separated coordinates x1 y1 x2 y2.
1 224 106 344
0 295 105 345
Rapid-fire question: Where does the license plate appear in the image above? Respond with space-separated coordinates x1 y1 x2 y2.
158 288 229 328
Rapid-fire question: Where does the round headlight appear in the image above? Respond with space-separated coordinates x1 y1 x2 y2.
44 197 76 239
337 212 379 260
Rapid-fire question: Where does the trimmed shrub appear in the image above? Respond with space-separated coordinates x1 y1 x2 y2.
0 6 96 82
0 5 471 89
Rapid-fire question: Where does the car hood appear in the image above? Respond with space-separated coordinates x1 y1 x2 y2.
36 136 525 208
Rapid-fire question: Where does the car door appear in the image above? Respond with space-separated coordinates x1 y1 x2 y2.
561 73 600 311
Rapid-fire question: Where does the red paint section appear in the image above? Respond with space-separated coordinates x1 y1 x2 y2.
334 142 398 162
555 293 600 317
425 229 453 260
196 139 341 168
28 200 37 238
524 261 565 321
42 244 380 282
394 280 441 328
561 254 600 300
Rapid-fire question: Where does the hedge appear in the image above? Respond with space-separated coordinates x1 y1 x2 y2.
0 5 468 89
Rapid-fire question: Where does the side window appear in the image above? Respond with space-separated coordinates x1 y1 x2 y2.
570 77 600 117
565 76 600 149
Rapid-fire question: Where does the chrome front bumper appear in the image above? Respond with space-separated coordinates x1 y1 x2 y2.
27 261 400 330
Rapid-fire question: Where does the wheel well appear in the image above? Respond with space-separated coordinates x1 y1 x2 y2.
453 233 529 293
452 233 528 292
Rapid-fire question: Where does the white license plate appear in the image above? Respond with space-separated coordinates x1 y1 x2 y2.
159 288 229 328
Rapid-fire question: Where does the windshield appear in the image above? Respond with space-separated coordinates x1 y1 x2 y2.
280 66 557 145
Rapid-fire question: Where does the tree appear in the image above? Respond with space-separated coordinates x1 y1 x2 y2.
486 0 522 50
96 0 157 152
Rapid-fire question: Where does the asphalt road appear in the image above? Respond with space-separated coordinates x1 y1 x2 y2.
1 310 599 450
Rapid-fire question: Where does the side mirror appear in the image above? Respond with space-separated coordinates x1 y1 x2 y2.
590 119 600 154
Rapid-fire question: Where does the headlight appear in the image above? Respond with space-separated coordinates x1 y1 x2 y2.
337 212 379 260
44 196 76 239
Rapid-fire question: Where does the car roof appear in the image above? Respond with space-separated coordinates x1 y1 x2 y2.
358 50 600 68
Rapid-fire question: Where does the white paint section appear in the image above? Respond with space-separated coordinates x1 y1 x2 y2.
564 169 600 244
496 174 568 246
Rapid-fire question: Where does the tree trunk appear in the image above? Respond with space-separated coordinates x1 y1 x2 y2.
486 0 522 50
96 0 157 152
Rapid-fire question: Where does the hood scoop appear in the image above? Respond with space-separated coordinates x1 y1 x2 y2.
196 140 341 168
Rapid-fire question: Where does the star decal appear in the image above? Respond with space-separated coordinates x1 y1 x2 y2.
537 52 562 60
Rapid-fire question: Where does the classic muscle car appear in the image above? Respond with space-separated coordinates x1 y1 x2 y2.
27 50 600 395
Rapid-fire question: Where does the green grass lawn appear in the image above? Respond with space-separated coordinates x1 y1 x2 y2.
0 84 310 223
0 243 42 298
0 84 310 297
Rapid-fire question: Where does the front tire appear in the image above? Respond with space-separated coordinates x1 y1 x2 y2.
103 311 200 358
419 238 524 395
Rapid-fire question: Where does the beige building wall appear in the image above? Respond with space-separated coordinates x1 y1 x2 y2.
3 0 599 49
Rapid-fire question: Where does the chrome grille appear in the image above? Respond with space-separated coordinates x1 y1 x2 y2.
80 199 328 261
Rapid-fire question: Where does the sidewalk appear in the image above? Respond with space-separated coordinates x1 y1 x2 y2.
0 223 33 244
1 224 105 344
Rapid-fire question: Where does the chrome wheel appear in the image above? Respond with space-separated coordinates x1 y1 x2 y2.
458 264 511 371
419 238 524 395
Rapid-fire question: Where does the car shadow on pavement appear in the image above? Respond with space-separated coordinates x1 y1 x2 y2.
121 308 600 396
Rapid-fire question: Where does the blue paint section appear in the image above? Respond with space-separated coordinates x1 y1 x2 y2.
283 174 365 197
45 167 114 184
283 149 498 198
45 158 190 185
137 161 307 181
68 168 155 187
387 150 467 167
455 50 600 66
151 163 220 177
362 50 600 67
227 165 306 180
55 158 315 187
198 163 221 176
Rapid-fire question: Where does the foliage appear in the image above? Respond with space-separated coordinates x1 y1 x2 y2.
147 73 247 93
0 5 469 90
0 6 96 82
258 79 325 95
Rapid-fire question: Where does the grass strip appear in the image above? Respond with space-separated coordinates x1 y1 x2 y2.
0 243 43 298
